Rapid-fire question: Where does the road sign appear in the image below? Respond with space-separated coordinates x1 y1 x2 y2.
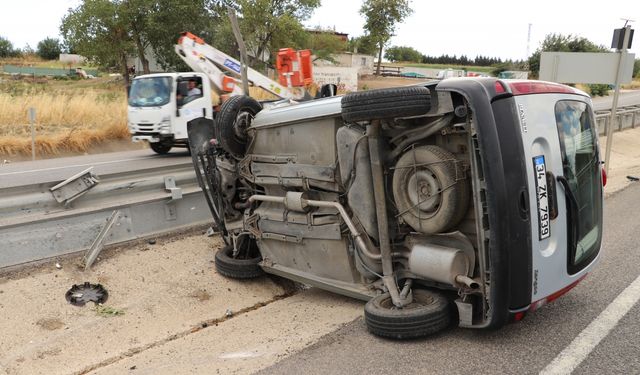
539 52 635 84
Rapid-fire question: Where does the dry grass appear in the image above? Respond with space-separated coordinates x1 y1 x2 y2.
0 77 128 157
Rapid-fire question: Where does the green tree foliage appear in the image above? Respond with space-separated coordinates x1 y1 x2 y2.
0 36 20 58
528 33 610 96
303 28 348 62
528 33 607 77
234 0 320 69
384 45 421 62
360 0 412 75
347 35 377 56
36 38 62 60
634 59 640 78
127 0 218 71
61 0 133 85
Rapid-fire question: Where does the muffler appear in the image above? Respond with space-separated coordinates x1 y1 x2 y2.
408 242 476 288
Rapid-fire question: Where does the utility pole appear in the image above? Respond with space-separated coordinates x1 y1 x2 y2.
526 23 532 59
604 21 634 175
227 7 250 96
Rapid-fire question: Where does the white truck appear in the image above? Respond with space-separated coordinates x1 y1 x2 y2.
127 32 311 154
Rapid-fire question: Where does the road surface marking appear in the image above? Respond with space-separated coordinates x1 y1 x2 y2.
540 274 640 374
0 156 158 176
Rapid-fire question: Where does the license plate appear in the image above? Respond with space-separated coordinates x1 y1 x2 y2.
533 155 550 240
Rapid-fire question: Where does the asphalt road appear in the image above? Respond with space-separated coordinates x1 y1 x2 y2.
256 183 640 375
592 89 640 111
0 149 191 188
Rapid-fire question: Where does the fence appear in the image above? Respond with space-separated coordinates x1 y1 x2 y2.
594 105 640 136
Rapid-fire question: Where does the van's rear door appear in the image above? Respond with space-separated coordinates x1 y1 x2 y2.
515 93 603 303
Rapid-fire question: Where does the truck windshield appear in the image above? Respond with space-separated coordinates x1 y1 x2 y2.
555 100 602 274
128 77 172 107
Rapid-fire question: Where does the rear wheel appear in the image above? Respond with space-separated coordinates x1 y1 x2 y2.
149 142 172 154
364 289 450 339
341 86 431 123
214 242 264 279
216 95 262 158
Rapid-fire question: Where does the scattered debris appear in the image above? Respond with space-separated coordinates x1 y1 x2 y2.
95 305 125 317
206 226 217 237
65 282 108 306
225 308 233 317
626 175 639 181
55 263 62 269
84 210 121 271
147 239 157 245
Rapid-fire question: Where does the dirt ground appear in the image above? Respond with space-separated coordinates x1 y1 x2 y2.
0 231 361 375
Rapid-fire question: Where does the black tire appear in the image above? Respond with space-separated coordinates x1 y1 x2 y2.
216 95 262 158
341 86 431 123
392 145 469 234
364 289 450 339
214 244 264 279
149 142 171 154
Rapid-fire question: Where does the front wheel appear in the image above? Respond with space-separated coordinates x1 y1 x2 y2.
214 243 264 279
149 142 172 154
364 289 451 339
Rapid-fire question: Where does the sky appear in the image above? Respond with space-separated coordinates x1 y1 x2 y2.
0 0 638 61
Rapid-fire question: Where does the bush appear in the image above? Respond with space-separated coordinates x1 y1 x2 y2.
37 38 62 60
0 36 20 58
587 84 611 97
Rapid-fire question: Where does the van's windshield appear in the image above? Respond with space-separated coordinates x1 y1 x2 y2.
555 100 602 273
128 77 172 107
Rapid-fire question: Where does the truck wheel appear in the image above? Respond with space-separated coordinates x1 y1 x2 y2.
364 289 450 339
216 95 262 158
341 86 431 123
214 243 264 279
392 145 469 234
149 142 172 154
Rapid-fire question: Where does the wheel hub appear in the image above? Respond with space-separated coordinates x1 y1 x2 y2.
407 170 441 213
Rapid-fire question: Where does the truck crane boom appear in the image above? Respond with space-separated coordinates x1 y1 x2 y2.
174 32 308 100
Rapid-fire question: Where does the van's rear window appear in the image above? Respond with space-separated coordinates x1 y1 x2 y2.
555 100 602 273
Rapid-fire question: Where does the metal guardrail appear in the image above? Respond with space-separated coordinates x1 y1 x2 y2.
594 105 640 136
0 162 212 269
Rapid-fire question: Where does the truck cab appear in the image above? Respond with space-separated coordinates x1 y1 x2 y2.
128 72 213 154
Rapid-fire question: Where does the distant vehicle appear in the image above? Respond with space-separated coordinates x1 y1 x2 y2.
498 70 529 79
188 78 604 338
436 68 466 79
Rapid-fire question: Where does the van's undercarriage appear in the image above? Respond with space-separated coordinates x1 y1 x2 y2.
189 84 500 338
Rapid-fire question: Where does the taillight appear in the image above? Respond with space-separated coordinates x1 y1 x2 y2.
530 274 588 312
495 81 506 94
507 81 578 95
601 166 607 187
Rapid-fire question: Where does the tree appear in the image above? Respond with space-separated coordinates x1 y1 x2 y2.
528 33 607 77
384 45 422 62
61 0 133 86
347 35 377 56
360 0 412 75
634 58 640 78
303 28 348 62
37 38 62 60
234 0 320 69
0 36 19 58
136 0 220 71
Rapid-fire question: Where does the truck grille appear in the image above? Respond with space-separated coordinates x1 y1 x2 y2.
133 123 157 134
